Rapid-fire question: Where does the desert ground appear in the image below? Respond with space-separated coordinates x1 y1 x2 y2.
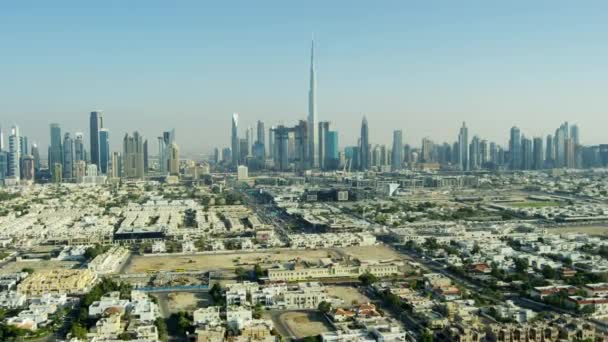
280 311 333 338
326 285 372 307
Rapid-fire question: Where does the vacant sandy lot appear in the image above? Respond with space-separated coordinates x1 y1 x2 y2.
0 260 80 274
326 286 371 307
166 292 210 312
547 225 608 236
281 311 333 338
125 249 339 274
336 245 403 261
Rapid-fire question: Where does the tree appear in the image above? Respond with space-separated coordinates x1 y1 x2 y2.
420 329 434 342
254 264 265 280
235 267 248 281
70 323 88 339
317 301 332 314
359 272 379 286
21 267 34 274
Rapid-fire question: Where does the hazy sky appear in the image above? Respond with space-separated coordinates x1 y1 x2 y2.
1 1 607 156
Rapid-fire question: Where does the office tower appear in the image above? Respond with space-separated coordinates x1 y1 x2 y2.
565 138 576 168
231 113 239 166
213 148 221 164
98 128 110 174
533 137 544 170
0 126 4 151
391 130 403 170
157 137 166 173
8 126 21 179
51 163 62 183
90 111 103 168
30 144 40 172
294 120 309 171
239 139 249 164
404 144 412 165
372 145 381 167
318 121 329 169
458 122 468 171
169 143 179 175
0 151 8 182
479 140 489 166
273 125 290 171
521 136 533 170
380 145 388 166
252 142 265 169
123 131 145 179
74 160 86 182
325 131 339 170
545 134 554 168
421 138 434 163
19 136 28 157
21 155 34 181
489 142 498 164
599 145 608 167
256 120 265 149
143 139 149 174
246 126 254 156
308 39 318 168
110 152 121 178
359 117 370 170
268 126 275 161
222 148 232 164
468 136 480 170
287 132 295 160
570 124 580 146
74 133 85 163
62 133 74 181
49 123 63 177
509 126 521 170
555 122 569 168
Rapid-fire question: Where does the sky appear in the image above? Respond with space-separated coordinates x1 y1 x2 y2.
1 1 607 157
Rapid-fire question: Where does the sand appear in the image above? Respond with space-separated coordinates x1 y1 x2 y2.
280 311 333 338
326 286 371 307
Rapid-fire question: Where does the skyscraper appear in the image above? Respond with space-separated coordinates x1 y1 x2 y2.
0 151 8 182
509 126 521 170
8 126 21 180
0 126 4 151
74 133 85 163
49 123 63 178
533 137 544 170
308 39 318 168
31 143 40 172
19 136 29 157
143 139 149 174
545 134 554 168
169 143 179 175
63 133 74 181
391 130 403 171
256 121 265 148
318 121 329 169
99 128 110 174
246 126 254 156
268 126 275 161
294 120 309 171
90 111 103 169
469 136 480 170
458 122 469 171
123 131 145 179
359 116 370 170
231 113 239 166
326 131 339 170
521 136 533 170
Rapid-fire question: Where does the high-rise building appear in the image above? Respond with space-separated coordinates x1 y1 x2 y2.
0 126 4 151
99 128 110 174
63 133 74 181
359 117 370 170
555 122 569 168
308 39 318 168
545 134 554 168
111 152 121 178
268 126 275 161
123 131 145 179
231 113 239 166
74 133 85 163
533 137 544 170
458 122 469 171
272 125 290 171
90 111 103 169
75 160 86 183
256 120 265 149
421 137 434 163
143 139 149 174
8 126 21 180
19 136 29 157
169 143 179 175
469 136 480 170
325 131 339 170
31 144 40 172
509 126 521 170
246 126 254 156
52 163 62 183
570 124 580 146
599 145 608 167
49 123 63 178
318 121 329 169
565 138 576 168
0 151 8 182
521 136 533 170
21 155 35 181
294 120 309 171
391 130 403 171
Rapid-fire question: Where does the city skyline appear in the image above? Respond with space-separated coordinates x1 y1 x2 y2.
2 2 608 154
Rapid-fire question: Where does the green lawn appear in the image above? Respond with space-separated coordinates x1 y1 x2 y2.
509 201 561 208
